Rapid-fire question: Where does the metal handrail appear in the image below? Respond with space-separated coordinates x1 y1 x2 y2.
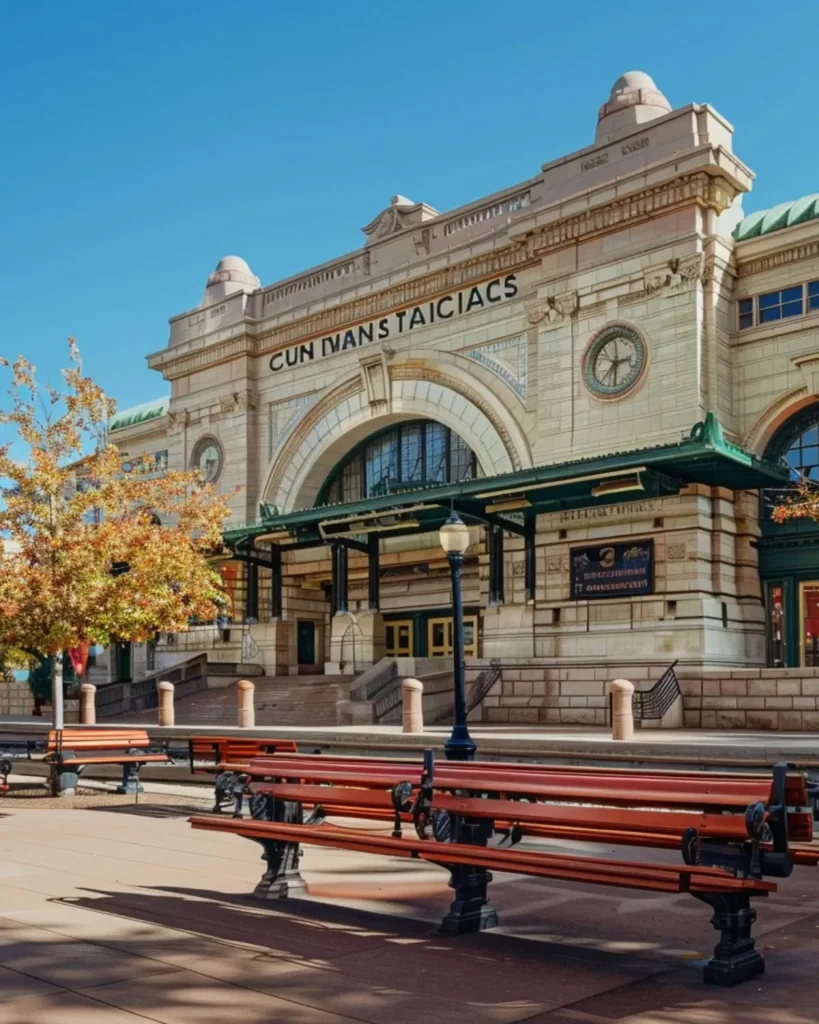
631 660 681 721
466 659 501 715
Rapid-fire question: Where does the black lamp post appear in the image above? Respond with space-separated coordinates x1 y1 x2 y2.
440 511 476 761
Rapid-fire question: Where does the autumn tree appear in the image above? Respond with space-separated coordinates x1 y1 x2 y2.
770 483 819 526
0 340 232 728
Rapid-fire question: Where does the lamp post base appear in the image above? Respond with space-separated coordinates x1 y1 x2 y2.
444 736 477 761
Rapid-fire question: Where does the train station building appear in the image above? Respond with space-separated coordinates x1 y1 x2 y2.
109 71 819 729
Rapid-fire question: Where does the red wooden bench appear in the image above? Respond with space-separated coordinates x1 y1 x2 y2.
45 728 170 794
187 735 298 813
190 751 817 985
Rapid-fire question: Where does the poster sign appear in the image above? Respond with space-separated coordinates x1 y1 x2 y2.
570 540 654 599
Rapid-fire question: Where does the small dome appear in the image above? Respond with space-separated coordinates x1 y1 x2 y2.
609 71 658 96
202 254 260 306
595 70 671 144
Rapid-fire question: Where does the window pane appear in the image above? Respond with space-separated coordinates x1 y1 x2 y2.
783 286 803 303
809 293 819 311
783 301 803 318
425 424 447 483
342 454 362 502
450 432 475 482
804 427 818 446
760 305 781 323
739 312 754 330
365 431 398 496
759 291 779 309
400 425 423 483
739 298 753 314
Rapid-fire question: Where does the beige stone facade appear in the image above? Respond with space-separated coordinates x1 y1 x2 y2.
111 71 819 729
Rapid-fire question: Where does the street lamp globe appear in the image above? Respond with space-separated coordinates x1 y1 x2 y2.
439 512 470 555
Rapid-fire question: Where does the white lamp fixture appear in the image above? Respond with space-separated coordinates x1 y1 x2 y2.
439 511 470 555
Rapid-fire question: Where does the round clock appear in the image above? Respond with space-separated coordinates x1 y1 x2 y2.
191 436 223 483
583 324 647 398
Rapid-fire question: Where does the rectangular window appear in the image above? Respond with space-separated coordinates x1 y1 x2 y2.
738 297 754 330
400 426 423 484
154 449 168 472
450 433 475 483
759 285 803 323
342 454 362 502
365 431 398 497
425 424 447 483
809 280 819 311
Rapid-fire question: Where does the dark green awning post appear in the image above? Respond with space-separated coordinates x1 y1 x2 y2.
271 546 282 619
488 524 505 605
367 534 380 610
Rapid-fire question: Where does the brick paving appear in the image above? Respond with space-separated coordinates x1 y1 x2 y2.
0 794 818 1022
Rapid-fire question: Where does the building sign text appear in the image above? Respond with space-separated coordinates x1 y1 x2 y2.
570 540 654 599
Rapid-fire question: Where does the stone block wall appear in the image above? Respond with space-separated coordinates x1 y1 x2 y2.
678 669 819 730
0 679 34 716
469 661 819 730
469 661 673 727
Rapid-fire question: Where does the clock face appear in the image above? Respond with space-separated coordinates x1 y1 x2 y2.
191 437 223 483
584 324 647 398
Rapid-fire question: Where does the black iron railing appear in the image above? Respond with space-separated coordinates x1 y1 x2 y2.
632 660 681 721
466 659 501 716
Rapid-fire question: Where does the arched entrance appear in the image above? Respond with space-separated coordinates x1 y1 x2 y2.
759 401 819 666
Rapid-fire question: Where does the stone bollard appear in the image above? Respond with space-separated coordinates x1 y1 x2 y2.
79 683 96 725
157 680 175 727
237 679 255 729
402 677 424 733
609 678 635 741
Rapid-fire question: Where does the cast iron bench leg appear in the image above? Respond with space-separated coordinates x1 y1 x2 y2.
118 757 145 795
439 819 499 936
695 892 765 986
250 793 306 900
53 765 80 796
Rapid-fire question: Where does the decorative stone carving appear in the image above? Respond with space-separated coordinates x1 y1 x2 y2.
527 291 578 327
413 228 432 256
361 195 439 244
793 353 819 396
644 254 704 294
360 353 391 412
166 409 190 435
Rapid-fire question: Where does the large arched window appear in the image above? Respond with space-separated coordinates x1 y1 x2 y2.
763 403 819 515
318 420 479 505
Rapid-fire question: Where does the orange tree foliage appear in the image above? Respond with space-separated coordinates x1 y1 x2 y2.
0 340 232 659
770 484 819 525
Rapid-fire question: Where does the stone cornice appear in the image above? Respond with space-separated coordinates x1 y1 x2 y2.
737 239 819 279
149 171 734 382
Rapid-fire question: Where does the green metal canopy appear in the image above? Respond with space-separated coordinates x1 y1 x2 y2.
109 397 170 432
223 415 788 552
733 193 819 242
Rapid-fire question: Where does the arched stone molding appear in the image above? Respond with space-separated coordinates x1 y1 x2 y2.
744 387 813 455
262 357 533 513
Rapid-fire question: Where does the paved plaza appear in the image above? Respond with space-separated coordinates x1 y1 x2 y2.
0 788 818 1023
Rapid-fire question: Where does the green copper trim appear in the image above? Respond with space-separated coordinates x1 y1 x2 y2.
109 397 170 432
734 194 819 241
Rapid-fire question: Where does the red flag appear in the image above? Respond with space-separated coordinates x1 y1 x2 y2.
68 642 90 678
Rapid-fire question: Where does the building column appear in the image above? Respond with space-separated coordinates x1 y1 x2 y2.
368 534 380 610
331 543 348 614
524 513 536 603
271 545 283 619
488 524 505 605
246 561 259 622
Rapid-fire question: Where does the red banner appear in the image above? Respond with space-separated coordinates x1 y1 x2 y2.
68 642 90 678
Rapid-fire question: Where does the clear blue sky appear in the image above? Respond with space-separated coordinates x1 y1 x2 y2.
2 1 817 412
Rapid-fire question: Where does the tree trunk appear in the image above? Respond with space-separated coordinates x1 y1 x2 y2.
52 650 64 731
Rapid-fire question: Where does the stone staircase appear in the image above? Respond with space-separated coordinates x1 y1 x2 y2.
171 674 353 727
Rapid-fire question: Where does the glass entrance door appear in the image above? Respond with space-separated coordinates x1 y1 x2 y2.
385 620 413 657
427 616 479 657
799 582 819 666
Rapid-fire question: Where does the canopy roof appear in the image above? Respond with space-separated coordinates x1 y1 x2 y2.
733 193 819 242
109 397 170 432
224 415 787 552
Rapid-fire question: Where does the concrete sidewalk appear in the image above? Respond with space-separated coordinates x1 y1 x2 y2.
3 717 819 768
1 793 819 1022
